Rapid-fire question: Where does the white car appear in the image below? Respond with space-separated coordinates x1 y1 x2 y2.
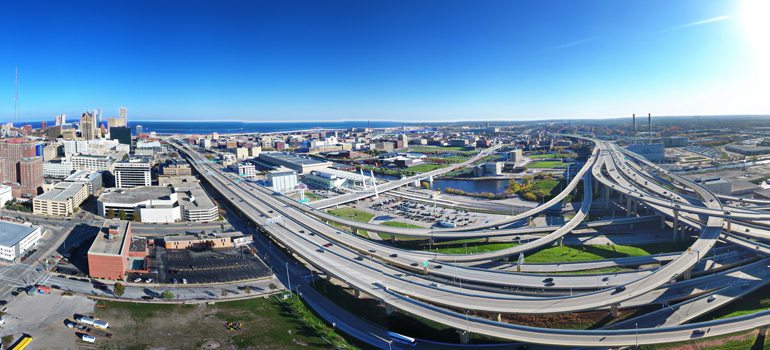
0 315 5 325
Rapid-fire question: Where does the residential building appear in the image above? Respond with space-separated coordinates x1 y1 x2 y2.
0 138 37 188
19 157 43 196
0 221 43 261
43 144 60 161
33 182 88 216
114 158 152 188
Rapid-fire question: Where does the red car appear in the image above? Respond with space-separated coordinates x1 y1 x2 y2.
323 243 333 248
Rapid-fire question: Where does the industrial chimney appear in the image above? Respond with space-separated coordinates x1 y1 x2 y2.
648 113 652 144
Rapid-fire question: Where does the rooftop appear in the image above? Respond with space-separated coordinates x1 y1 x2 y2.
34 182 85 202
64 170 101 182
88 220 130 256
99 186 175 205
0 221 39 248
260 152 332 166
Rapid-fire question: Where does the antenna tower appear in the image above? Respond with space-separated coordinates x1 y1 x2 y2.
14 66 20 124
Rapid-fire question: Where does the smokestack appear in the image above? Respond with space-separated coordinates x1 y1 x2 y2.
632 113 637 145
648 113 652 144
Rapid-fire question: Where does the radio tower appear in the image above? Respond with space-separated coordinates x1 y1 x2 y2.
14 66 20 124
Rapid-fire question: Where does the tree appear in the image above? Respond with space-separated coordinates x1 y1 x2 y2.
118 209 128 221
106 208 115 219
132 210 141 222
113 282 125 297
161 290 174 300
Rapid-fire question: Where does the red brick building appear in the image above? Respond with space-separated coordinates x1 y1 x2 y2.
87 220 132 280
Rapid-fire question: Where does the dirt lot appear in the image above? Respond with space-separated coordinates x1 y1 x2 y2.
95 298 333 350
0 293 96 350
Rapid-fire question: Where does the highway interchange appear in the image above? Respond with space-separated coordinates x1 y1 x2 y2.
160 135 770 348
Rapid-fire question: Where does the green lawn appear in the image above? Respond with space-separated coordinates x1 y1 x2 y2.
328 208 374 223
380 221 424 228
425 241 689 262
531 178 560 196
526 161 568 169
528 152 576 159
408 163 445 173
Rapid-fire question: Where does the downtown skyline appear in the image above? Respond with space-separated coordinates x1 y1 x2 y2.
1 0 769 122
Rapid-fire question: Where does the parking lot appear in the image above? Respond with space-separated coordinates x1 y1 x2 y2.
129 247 272 285
367 199 499 227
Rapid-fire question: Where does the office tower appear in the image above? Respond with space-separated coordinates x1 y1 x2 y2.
40 121 48 131
119 106 127 122
80 112 97 140
55 114 66 126
109 126 132 145
135 124 143 135
114 158 152 188
19 157 43 196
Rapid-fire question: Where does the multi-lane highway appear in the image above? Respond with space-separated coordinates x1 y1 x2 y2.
164 137 770 347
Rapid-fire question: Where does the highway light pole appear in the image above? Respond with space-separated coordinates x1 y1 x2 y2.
285 262 292 296
635 322 638 348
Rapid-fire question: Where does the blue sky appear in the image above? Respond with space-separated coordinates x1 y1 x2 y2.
1 0 768 122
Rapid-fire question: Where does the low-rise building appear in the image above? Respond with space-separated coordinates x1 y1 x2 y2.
71 154 116 172
0 221 43 261
163 231 248 250
259 152 331 174
98 186 181 223
267 167 298 193
43 160 75 178
87 220 132 280
159 176 219 222
0 184 11 207
303 171 346 190
229 163 256 178
62 170 103 196
32 182 88 217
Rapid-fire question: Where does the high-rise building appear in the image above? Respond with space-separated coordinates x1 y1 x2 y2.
119 107 127 121
109 127 132 145
19 157 43 197
114 158 152 188
55 114 66 126
135 124 143 135
0 139 37 184
40 121 48 131
80 112 97 140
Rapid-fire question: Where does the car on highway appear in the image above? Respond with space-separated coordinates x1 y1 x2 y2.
542 277 553 283
389 253 398 258
323 243 333 248
707 295 716 303
612 286 626 294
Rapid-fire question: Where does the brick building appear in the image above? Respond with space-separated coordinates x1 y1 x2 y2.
87 220 132 280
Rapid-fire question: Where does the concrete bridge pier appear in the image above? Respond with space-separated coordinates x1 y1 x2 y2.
385 304 394 316
683 268 692 280
660 215 666 229
726 220 732 232
610 303 619 318
626 197 632 216
457 330 470 344
673 210 680 241
354 289 362 298
603 185 610 210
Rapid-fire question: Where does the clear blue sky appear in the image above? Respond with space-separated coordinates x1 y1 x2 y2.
1 0 768 122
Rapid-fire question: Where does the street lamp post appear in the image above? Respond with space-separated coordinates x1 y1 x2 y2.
635 322 639 348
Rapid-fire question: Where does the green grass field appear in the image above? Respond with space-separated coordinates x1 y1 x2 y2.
528 153 575 159
531 178 560 195
427 241 688 262
697 283 770 320
328 207 374 223
380 221 424 228
526 161 568 169
94 298 349 350
408 163 445 173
